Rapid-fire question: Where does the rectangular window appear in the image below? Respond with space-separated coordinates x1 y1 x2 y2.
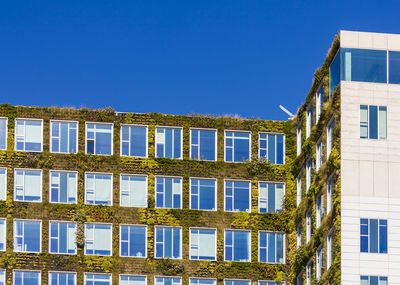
14 220 41 253
316 246 324 280
329 49 340 99
316 84 324 123
360 105 387 140
190 228 217 261
15 119 43 152
306 157 313 191
84 223 112 256
316 137 324 171
316 194 325 228
50 121 78 154
360 218 387 253
155 127 182 159
326 116 335 158
342 48 387 83
14 270 41 285
0 270 4 285
14 169 42 202
190 278 216 285
0 219 5 251
306 262 312 285
306 209 312 243
258 182 284 213
50 171 77 204
85 173 112 206
225 131 250 162
389 50 400 84
360 276 388 285
224 280 250 285
190 178 216 211
296 171 302 206
121 125 148 158
258 133 284 164
0 118 7 150
224 230 251 262
258 231 284 264
84 273 111 285
120 175 147 208
120 225 147 258
155 176 182 209
154 226 181 259
190 129 217 161
49 221 76 254
306 106 313 138
327 174 335 214
327 229 333 269
259 281 284 285
296 124 302 156
120 275 146 285
0 168 6 201
49 272 76 285
224 180 251 213
85 123 113 155
155 277 181 285
296 225 301 249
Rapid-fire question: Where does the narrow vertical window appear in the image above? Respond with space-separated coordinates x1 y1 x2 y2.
85 173 112 206
120 125 148 158
326 116 335 158
306 261 312 285
306 106 313 138
15 119 43 152
316 193 325 228
258 231 285 264
360 105 387 140
0 219 5 251
49 221 77 254
155 277 181 285
190 129 217 161
190 178 216 211
120 275 146 285
327 174 335 214
258 182 284 213
84 273 111 285
154 226 181 259
120 225 147 258
316 84 324 123
296 225 301 249
329 49 340 99
258 133 284 164
85 123 113 155
316 137 324 171
14 169 42 202
190 228 217 260
120 175 147 208
306 157 313 191
49 272 76 285
296 171 302 206
224 180 251 213
50 171 77 204
14 220 41 253
0 270 4 285
224 230 251 262
0 168 6 201
13 270 41 285
155 176 182 209
316 246 324 280
84 223 112 256
225 131 250 162
306 209 312 243
296 124 302 156
155 127 182 159
190 278 216 285
0 118 7 150
327 229 333 269
50 121 78 154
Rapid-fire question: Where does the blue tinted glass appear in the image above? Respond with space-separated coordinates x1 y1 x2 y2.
131 226 146 257
60 172 68 203
60 123 69 153
277 233 284 263
268 184 275 213
174 129 181 158
96 132 111 155
389 51 400 84
379 220 387 253
342 48 387 83
233 231 249 261
199 180 215 210
164 129 173 158
276 135 284 164
173 228 180 258
25 221 41 252
164 228 172 257
370 219 378 253
370 276 378 285
369 105 378 139
234 136 249 162
233 182 250 212
267 233 275 262
132 126 147 157
330 50 341 99
165 178 172 208
69 126 77 153
0 119 7 149
199 130 215 160
360 236 368 253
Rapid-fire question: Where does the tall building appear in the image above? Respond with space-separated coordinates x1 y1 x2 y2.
0 30 398 285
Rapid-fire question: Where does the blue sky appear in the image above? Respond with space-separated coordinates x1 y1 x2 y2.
1 1 400 120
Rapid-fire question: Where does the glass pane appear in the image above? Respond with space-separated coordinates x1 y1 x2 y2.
379 106 387 139
131 126 147 157
0 119 7 150
369 105 378 139
370 219 378 253
199 130 216 161
329 50 341 99
389 51 400 84
234 136 249 162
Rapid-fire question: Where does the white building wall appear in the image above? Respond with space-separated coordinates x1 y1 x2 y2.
340 31 400 284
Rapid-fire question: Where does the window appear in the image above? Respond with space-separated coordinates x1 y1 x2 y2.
316 137 324 171
190 129 217 161
259 281 284 285
258 133 284 164
120 175 147 208
84 273 111 285
84 223 112 256
316 84 324 123
85 173 112 206
224 280 250 285
360 105 387 140
15 119 43 152
327 229 333 269
258 182 284 213
327 174 335 214
155 127 182 159
190 178 216 211
224 230 251 262
258 231 284 264
296 273 303 285
316 194 325 228
0 219 5 251
155 277 181 285
190 228 217 260
360 219 387 253
360 276 388 285
296 171 302 206
296 225 301 249
14 270 41 285
224 180 251 213
120 225 147 258
49 272 76 285
14 169 42 202
85 123 113 155
49 221 76 254
50 121 78 154
306 209 312 243
119 275 147 285
296 124 302 156
154 226 181 259
225 131 250 162
0 270 4 285
306 157 313 192
0 118 7 150
121 125 147 158
306 261 312 285
342 48 387 83
120 275 146 285
14 220 41 253
155 176 182 209
0 168 6 201
326 116 335 158
389 51 400 84
329 49 340 99
50 171 77 204
316 246 324 280
306 106 313 138
190 278 216 285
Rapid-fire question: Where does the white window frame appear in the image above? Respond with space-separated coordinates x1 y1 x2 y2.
306 261 312 285
296 170 302 207
224 179 251 213
154 175 182 209
0 167 7 201
316 193 324 229
224 130 251 163
50 120 78 154
189 227 217 261
119 224 148 258
84 172 113 206
155 126 183 159
189 177 217 211
48 271 77 285
223 229 251 262
14 168 42 203
224 279 251 285
306 106 313 139
0 218 6 252
48 220 77 255
154 276 182 285
258 181 285 213
154 226 182 259
258 230 286 264
306 208 312 243
84 223 113 256
119 274 147 285
14 118 43 152
190 277 217 285
316 136 324 171
258 132 286 164
84 273 112 284
0 117 8 151
120 124 148 158
327 173 335 214
189 128 217 161
316 245 324 280
326 115 335 158
306 156 313 192
316 83 324 124
13 219 42 253
120 174 148 208
327 229 334 269
296 225 301 249
49 170 78 205
85 122 114 156
258 281 285 285
296 123 302 156
13 270 41 284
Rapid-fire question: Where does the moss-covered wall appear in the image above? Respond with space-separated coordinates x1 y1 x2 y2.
0 104 295 285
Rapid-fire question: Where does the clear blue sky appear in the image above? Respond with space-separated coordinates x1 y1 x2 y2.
1 1 400 120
